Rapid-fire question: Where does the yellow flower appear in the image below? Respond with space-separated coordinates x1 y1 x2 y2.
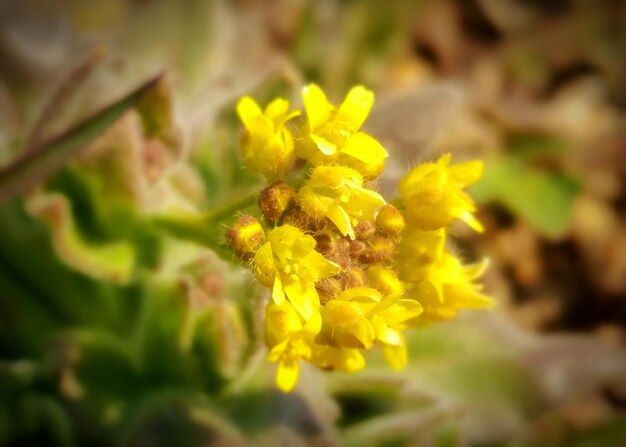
318 287 422 370
298 165 385 239
395 228 446 283
253 225 340 320
407 255 494 327
299 84 388 178
318 287 381 349
399 153 484 231
236 96 300 180
372 299 423 370
231 87 494 392
265 301 321 392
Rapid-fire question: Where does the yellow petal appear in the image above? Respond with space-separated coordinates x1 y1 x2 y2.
341 348 366 372
348 186 386 221
340 132 388 164
302 84 333 130
276 359 299 392
326 203 354 239
463 258 489 280
456 208 484 233
267 339 289 362
377 326 403 346
377 299 423 324
297 184 331 216
305 251 341 280
284 280 319 321
272 274 286 305
268 225 303 258
449 160 484 187
382 343 407 370
236 96 263 129
352 319 376 349
337 85 374 130
447 284 495 309
291 233 317 258
311 133 338 156
264 97 290 121
437 153 452 167
254 242 277 288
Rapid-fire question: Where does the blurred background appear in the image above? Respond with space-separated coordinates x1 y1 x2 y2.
0 0 625 446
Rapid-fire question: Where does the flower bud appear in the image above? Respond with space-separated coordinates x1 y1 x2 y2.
349 240 367 259
358 236 395 264
316 277 342 305
314 232 351 269
339 267 367 289
355 220 376 240
375 204 405 237
366 266 404 297
258 181 295 223
226 215 265 260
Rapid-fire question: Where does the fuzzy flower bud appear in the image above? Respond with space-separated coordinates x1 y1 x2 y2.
259 181 295 223
225 215 265 260
375 204 405 236
366 266 404 298
358 236 395 264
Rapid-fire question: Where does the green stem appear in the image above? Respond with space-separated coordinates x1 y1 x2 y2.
204 193 258 223
154 192 257 260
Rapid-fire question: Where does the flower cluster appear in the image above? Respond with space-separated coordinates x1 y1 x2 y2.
228 84 494 392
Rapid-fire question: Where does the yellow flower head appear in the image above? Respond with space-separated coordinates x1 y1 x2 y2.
298 165 385 239
230 85 494 393
407 255 493 327
236 96 300 180
399 153 484 232
299 84 388 178
253 225 340 320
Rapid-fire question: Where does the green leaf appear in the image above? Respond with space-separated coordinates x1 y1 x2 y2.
0 74 164 204
26 192 136 283
472 155 581 236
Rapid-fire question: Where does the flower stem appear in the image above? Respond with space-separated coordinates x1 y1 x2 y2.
154 191 257 260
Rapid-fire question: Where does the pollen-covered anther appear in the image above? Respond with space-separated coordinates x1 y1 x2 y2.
225 214 265 260
259 181 295 223
375 204 405 237
358 236 395 264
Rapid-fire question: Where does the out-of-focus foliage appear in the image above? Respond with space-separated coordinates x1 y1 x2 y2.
0 0 625 446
